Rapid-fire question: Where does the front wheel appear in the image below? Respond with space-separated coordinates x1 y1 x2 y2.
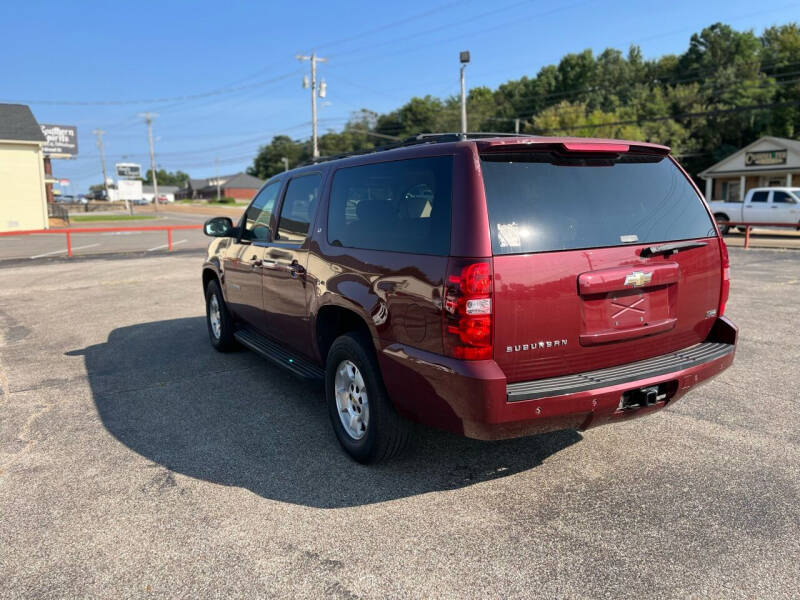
205 279 237 352
714 214 730 235
325 332 409 464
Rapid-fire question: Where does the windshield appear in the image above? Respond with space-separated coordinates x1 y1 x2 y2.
481 152 716 255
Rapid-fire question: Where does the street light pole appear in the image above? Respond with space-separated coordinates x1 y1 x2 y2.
139 112 159 212
459 51 470 135
297 52 328 158
281 157 289 171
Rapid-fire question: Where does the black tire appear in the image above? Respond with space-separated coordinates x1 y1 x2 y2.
714 214 730 235
736 226 747 233
325 332 409 464
205 279 238 352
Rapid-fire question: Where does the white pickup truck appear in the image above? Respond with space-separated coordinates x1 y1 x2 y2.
709 187 800 234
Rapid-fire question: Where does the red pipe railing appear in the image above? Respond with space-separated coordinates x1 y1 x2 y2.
0 225 202 256
716 221 800 249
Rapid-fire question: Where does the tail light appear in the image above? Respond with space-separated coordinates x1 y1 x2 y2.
443 259 493 360
719 241 730 316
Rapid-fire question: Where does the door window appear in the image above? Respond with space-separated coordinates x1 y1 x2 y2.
277 174 322 243
773 191 796 204
750 191 769 203
242 181 281 241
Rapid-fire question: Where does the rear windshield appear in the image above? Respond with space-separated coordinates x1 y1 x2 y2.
481 152 716 255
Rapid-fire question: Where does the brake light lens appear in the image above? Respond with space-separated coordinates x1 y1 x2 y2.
443 259 493 360
719 241 730 316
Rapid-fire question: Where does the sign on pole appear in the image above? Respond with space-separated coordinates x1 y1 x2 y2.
117 179 143 201
40 124 78 156
116 163 142 179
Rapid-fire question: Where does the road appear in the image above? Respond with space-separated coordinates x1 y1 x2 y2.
0 211 224 261
0 248 798 598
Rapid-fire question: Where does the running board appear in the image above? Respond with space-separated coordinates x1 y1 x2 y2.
234 329 324 381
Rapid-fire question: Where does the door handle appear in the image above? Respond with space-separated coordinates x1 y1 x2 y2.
269 248 292 259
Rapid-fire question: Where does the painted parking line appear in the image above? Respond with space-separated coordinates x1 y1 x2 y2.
147 239 187 252
30 243 101 259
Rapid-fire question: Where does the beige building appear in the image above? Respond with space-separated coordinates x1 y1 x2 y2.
699 136 800 202
0 103 48 232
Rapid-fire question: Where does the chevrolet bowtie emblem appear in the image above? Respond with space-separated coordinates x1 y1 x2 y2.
624 271 653 287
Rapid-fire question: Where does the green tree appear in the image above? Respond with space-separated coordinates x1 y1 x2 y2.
143 169 189 187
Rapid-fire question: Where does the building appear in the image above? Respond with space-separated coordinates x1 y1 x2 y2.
142 185 179 203
0 104 48 232
699 136 800 202
176 172 264 201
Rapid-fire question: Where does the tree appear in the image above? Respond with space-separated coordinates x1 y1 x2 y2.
143 169 189 187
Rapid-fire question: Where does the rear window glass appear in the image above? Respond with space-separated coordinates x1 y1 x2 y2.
327 156 453 255
481 152 716 255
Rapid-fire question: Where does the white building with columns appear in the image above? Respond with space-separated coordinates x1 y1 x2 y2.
698 136 800 202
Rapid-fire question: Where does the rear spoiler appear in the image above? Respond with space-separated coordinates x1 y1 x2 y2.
475 138 671 156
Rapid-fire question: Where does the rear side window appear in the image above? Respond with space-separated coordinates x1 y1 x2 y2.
750 191 769 203
327 156 453 255
481 152 716 255
277 174 321 243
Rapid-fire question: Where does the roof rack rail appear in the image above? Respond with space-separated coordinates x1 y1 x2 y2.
300 132 533 167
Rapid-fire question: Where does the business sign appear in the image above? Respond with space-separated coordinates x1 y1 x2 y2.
58 179 70 186
745 149 787 167
40 124 78 156
117 179 143 201
116 162 142 178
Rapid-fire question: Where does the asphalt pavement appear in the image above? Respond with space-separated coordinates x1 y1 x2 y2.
0 248 798 598
0 211 218 261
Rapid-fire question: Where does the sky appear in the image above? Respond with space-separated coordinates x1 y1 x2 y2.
1 0 798 193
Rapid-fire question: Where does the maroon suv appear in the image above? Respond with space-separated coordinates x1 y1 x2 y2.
202 133 737 463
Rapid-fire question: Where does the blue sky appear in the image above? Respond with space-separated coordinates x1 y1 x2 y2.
1 0 797 192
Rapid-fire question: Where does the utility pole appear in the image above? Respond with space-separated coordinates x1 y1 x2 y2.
215 157 221 202
514 118 520 134
92 129 110 201
139 112 159 212
281 157 289 171
459 51 470 135
297 52 328 158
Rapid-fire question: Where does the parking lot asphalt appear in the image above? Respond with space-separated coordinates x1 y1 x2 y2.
0 248 798 598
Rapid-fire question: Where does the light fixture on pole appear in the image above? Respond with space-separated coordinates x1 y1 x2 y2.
459 51 470 135
297 52 328 159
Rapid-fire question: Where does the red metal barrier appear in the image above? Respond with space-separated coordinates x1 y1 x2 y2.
0 225 203 256
716 221 800 249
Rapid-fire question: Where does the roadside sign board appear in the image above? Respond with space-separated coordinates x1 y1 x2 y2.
116 163 142 178
745 149 787 166
40 124 78 156
117 179 143 201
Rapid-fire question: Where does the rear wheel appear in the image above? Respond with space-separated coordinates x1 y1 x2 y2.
325 332 409 463
205 279 237 352
714 214 730 235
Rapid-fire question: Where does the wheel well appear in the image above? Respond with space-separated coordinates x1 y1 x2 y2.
202 268 219 293
713 212 729 221
316 305 374 363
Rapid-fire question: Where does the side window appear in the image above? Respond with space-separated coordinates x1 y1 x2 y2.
773 191 795 204
277 174 322 244
750 191 768 203
327 156 453 255
243 181 281 241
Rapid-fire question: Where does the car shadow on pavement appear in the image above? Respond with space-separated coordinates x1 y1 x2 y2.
68 317 581 508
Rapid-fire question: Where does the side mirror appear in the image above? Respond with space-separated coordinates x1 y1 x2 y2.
203 216 234 237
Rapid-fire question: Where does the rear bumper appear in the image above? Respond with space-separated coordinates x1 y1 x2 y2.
378 317 737 440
